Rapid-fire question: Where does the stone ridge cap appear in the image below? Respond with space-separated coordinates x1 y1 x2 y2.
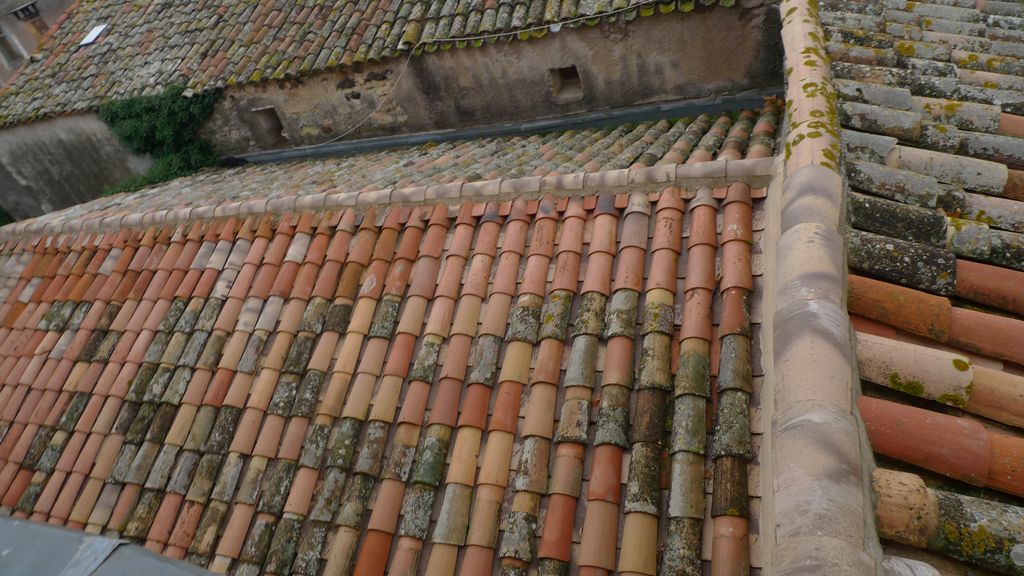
0 157 774 241
772 0 884 573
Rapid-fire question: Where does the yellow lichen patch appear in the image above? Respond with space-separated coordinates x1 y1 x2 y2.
937 392 968 408
962 209 997 226
888 373 925 397
985 57 1003 71
895 42 917 57
943 522 1000 560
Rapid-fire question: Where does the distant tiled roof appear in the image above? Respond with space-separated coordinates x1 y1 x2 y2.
819 0 1024 571
2 112 778 236
0 0 731 127
0 109 777 573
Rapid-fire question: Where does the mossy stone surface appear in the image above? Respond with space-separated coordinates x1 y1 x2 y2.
398 483 435 539
335 474 374 529
849 191 948 247
325 417 362 470
410 426 451 486
848 229 956 295
265 515 303 575
539 290 573 341
204 405 241 454
710 389 752 459
467 334 502 387
623 441 662 515
368 296 401 339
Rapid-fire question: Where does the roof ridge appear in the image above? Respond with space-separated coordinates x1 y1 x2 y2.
0 157 774 240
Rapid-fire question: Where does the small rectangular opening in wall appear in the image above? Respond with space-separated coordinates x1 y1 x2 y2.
11 2 46 36
248 106 288 148
550 65 584 103
11 2 40 21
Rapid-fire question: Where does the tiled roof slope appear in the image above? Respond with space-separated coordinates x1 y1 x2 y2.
819 0 1024 572
1 113 777 238
0 109 777 574
0 0 732 127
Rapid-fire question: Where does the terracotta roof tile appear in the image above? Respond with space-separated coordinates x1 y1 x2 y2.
5 114 777 239
814 0 1024 569
0 106 778 573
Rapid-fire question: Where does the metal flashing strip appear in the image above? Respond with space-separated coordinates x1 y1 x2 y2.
0 517 207 576
230 89 784 165
58 537 122 576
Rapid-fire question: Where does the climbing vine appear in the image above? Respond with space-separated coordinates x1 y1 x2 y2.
98 84 222 194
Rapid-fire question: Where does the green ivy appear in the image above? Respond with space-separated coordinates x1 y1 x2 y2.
98 85 222 195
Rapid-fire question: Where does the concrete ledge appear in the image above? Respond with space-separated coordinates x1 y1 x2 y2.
773 401 866 544
774 299 856 410
881 556 942 576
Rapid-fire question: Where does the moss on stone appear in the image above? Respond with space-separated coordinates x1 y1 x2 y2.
888 372 926 397
895 42 917 57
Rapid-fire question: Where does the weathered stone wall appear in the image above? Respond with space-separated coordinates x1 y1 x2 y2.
203 3 783 155
0 114 151 219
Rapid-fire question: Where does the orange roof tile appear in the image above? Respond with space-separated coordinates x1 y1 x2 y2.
0 132 775 574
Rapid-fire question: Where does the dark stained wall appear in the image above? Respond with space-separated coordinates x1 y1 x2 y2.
0 114 151 220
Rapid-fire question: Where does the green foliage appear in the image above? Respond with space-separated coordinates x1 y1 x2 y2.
98 85 222 194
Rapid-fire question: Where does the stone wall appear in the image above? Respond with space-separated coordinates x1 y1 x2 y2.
203 3 782 155
0 114 150 219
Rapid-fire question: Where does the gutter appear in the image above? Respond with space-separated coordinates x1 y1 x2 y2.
228 88 784 165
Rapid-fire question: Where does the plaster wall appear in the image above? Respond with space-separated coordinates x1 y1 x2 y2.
0 113 150 219
203 3 782 155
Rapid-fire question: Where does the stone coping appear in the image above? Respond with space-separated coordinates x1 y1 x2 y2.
769 0 884 573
